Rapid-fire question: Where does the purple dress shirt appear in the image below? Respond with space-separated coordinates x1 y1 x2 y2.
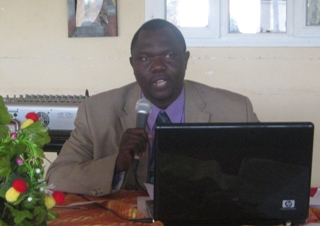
143 87 185 161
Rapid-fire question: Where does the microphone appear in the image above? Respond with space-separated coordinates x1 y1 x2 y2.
133 98 152 190
135 98 153 129
134 98 152 160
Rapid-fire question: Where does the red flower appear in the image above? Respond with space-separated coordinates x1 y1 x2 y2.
26 112 39 122
52 191 65 204
12 179 27 193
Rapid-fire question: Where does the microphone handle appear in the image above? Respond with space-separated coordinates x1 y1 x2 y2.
134 112 149 160
136 112 148 129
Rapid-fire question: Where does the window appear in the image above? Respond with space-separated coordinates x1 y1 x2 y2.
307 0 320 26
145 0 320 46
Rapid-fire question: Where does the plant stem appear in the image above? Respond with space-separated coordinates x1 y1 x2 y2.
1 205 7 220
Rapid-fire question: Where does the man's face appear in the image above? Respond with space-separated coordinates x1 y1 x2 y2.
130 27 190 109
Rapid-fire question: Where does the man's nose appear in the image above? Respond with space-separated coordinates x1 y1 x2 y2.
151 57 167 72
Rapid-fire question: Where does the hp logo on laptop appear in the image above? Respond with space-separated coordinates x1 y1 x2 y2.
282 200 295 208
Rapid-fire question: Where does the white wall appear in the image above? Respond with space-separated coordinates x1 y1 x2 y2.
1 0 320 186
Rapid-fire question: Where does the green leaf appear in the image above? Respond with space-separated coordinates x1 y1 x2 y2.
34 147 45 158
15 164 28 175
6 204 33 224
20 198 36 210
0 96 12 126
12 193 28 205
0 219 10 226
21 121 51 148
0 125 10 141
0 181 11 198
16 221 34 226
3 202 14 211
13 209 33 224
33 206 47 224
46 210 58 221
11 142 25 156
0 157 12 179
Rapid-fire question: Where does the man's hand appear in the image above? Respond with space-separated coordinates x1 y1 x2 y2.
114 128 151 174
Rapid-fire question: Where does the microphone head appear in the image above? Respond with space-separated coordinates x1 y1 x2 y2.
135 98 152 114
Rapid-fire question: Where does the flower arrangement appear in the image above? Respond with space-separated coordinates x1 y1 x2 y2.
0 96 64 226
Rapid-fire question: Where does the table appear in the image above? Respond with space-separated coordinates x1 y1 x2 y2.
307 207 320 224
47 190 163 226
47 190 320 226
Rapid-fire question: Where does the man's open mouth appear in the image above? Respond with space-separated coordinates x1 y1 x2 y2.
154 79 167 87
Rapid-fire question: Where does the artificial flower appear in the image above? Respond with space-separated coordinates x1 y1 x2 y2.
20 112 39 129
11 132 17 138
52 191 65 204
0 97 63 225
5 187 20 203
15 157 23 165
45 183 55 195
44 196 56 209
20 118 34 129
5 179 27 203
12 179 27 193
25 112 39 122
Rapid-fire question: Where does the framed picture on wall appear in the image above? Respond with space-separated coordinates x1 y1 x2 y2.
67 0 117 37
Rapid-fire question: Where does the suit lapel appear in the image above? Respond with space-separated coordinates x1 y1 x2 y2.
120 83 141 130
119 83 149 188
184 81 211 122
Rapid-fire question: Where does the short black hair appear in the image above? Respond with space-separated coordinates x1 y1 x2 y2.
130 19 187 53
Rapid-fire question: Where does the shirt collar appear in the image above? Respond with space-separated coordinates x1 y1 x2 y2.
143 87 185 132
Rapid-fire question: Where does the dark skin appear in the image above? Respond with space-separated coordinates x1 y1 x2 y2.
114 27 190 174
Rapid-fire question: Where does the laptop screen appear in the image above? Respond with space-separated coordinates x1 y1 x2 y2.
153 122 314 225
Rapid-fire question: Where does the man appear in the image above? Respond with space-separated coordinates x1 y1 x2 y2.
46 19 259 196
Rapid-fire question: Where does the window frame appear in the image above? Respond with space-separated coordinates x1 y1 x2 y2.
145 0 320 47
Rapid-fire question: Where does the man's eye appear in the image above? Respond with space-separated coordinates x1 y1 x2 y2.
165 53 174 59
141 56 149 61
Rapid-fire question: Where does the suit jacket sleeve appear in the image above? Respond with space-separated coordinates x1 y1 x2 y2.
45 100 118 196
45 83 142 196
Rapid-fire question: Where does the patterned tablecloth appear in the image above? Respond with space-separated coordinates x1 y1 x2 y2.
47 190 163 226
47 189 320 226
307 207 320 224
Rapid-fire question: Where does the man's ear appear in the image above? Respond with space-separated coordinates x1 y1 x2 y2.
184 51 190 69
129 56 133 67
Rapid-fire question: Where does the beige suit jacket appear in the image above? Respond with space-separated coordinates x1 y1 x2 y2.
46 80 259 196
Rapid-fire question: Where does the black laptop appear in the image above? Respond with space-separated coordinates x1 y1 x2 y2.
150 122 314 225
